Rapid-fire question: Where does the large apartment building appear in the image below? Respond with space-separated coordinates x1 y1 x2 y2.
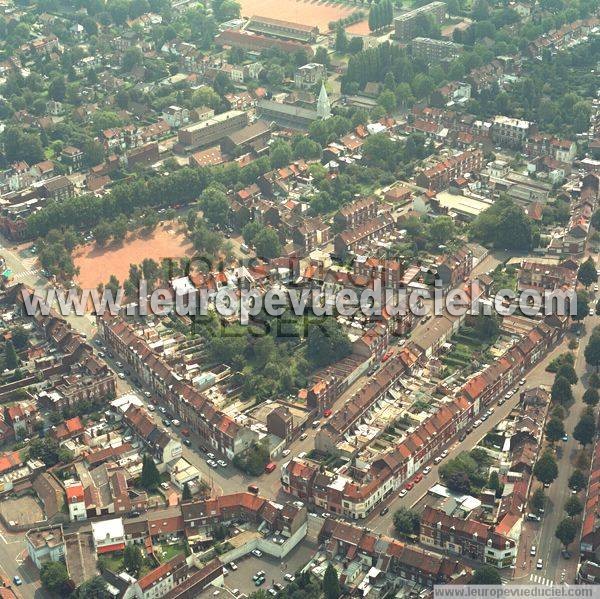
491 115 535 149
416 149 484 191
177 110 248 151
394 1 446 42
412 37 461 62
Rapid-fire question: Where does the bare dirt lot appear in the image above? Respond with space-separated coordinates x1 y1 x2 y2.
73 222 194 289
238 0 361 32
0 496 44 526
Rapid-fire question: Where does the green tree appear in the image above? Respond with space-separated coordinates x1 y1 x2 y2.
393 507 420 536
48 75 66 101
533 450 558 485
323 563 340 599
269 141 292 169
564 495 583 518
585 334 600 370
200 186 230 227
470 566 501 585
41 561 69 594
531 488 545 512
4 340 19 370
556 363 577 385
306 319 351 368
73 576 110 598
551 375 574 407
568 469 586 491
254 228 281 260
545 417 565 443
182 482 192 501
574 408 596 447
555 518 577 550
334 24 348 53
578 257 598 287
140 454 160 490
428 216 455 247
583 388 599 406
123 544 143 576
590 372 600 389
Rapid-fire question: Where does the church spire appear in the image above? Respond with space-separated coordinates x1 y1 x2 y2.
317 81 331 119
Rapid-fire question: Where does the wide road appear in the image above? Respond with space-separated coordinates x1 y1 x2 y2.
520 301 598 585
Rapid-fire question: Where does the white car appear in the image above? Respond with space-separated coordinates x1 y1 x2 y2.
144 391 151 398
530 546 536 556
118 372 126 379
230 562 238 570
441 450 449 458
473 419 482 427
423 466 431 475
207 452 216 459
537 559 543 569
172 419 180 426
434 456 442 465
148 405 155 412
218 460 228 467
282 449 291 457
252 549 263 557
399 489 408 498
519 379 526 386
590 309 595 316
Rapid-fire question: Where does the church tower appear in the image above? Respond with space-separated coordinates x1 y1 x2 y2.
317 82 331 120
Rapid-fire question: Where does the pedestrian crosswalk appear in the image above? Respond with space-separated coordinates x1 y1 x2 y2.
12 268 40 282
529 574 554 586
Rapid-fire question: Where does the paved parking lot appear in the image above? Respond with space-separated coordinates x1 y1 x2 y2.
222 541 317 595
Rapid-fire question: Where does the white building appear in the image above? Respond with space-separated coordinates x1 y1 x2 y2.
66 481 87 522
92 518 126 554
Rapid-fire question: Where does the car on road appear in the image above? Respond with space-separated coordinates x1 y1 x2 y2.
299 433 308 441
399 489 408 498
563 433 568 441
423 466 431 475
530 546 536 556
252 549 263 557
536 559 543 570
282 449 291 457
380 507 389 516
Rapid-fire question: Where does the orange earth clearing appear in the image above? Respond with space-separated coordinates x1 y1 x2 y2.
237 0 364 33
73 222 194 289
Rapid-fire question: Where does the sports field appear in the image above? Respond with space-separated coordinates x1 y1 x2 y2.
73 222 194 289
237 0 363 32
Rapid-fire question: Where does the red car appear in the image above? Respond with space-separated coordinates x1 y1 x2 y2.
324 409 332 417
414 473 423 483
382 351 392 362
265 462 277 474
405 482 414 491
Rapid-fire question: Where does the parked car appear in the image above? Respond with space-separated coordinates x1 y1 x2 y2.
252 549 263 557
434 456 442 465
536 559 543 570
530 546 536 556
423 466 431 475
13 576 22 586
440 450 449 458
230 562 238 571
172 419 180 427
562 434 568 441
299 433 308 441
183 439 191 447
147 405 155 412
207 452 216 459
405 482 414 491
399 489 408 498
284 574 295 582
380 506 389 516
414 473 423 483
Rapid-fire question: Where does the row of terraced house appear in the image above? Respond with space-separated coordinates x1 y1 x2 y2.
282 315 567 520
